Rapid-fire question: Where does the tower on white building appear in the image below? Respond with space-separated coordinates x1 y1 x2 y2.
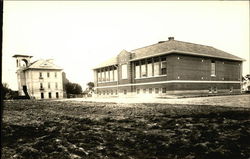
13 54 64 99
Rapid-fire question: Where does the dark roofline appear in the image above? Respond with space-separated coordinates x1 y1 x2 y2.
23 68 63 71
130 50 245 62
12 54 33 58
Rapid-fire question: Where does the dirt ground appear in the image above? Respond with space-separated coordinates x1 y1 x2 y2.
2 95 250 159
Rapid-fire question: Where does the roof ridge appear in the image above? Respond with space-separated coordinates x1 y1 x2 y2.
173 40 243 59
131 39 214 53
131 40 170 52
173 39 213 48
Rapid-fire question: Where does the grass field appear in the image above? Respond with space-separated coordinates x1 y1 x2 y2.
2 95 250 159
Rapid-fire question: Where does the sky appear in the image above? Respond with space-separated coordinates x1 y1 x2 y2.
2 1 249 90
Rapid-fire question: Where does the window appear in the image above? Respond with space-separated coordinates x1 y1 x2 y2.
230 86 233 92
48 82 50 89
102 71 105 82
135 62 140 78
110 70 114 81
111 90 113 95
105 70 109 81
211 61 216 76
161 58 167 75
48 92 52 98
98 72 102 82
214 87 217 93
149 88 153 94
47 72 50 78
122 64 128 79
56 92 59 98
147 60 153 77
155 88 159 94
55 72 57 78
40 83 43 89
41 93 44 99
137 89 140 94
55 82 58 89
115 90 118 95
154 60 160 76
124 90 127 95
39 72 43 79
209 87 213 93
114 69 118 81
162 88 166 93
141 61 147 77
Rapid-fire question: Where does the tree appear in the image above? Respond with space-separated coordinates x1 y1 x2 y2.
65 82 83 95
1 83 18 99
87 82 94 91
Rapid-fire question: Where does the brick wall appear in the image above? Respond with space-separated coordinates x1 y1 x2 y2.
171 53 242 81
130 53 242 83
94 52 242 96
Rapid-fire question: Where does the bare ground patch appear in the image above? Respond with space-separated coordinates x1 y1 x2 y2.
2 99 250 159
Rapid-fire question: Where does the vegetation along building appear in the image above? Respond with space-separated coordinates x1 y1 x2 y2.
93 37 245 97
13 55 64 99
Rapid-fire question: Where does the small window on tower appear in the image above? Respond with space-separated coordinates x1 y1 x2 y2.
47 72 50 78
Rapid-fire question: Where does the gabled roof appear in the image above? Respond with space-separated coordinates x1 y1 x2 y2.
24 59 62 70
131 39 245 61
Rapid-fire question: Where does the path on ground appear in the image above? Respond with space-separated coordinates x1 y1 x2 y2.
59 94 250 108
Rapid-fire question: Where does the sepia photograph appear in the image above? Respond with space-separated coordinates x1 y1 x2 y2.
1 1 250 159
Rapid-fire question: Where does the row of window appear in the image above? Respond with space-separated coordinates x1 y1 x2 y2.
136 88 167 94
98 88 166 95
39 72 58 79
135 57 167 78
97 68 118 83
40 82 58 90
97 59 217 83
209 86 234 93
98 90 118 95
98 86 234 96
41 92 59 99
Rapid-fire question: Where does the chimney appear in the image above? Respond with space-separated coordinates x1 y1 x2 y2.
168 37 174 41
